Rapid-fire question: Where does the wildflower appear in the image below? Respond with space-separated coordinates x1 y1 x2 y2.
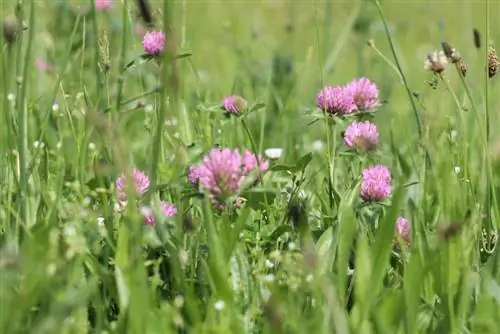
394 216 410 247
214 300 225 311
187 165 201 186
344 77 380 111
193 148 268 207
115 168 150 201
142 31 165 56
222 95 247 114
95 0 113 11
264 148 283 159
316 86 356 115
441 42 467 76
360 164 392 202
343 121 379 151
312 140 325 152
488 46 499 78
142 201 177 226
424 50 448 73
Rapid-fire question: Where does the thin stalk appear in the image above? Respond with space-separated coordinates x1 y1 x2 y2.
313 0 334 208
367 41 403 82
372 0 432 168
17 0 36 237
114 0 129 113
149 0 177 195
90 0 103 104
484 0 496 236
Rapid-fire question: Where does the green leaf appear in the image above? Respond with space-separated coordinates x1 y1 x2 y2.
269 224 294 241
270 164 295 172
294 152 313 172
241 188 277 210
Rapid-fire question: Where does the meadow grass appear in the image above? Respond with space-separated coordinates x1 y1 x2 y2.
2 0 500 333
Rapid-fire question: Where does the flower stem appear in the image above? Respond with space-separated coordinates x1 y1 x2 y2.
371 0 432 168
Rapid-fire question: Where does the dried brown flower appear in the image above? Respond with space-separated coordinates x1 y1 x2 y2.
2 15 19 45
488 46 499 78
473 28 481 49
424 51 448 73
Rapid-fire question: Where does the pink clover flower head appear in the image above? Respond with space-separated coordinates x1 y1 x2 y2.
95 0 113 11
241 149 269 174
344 121 379 151
316 86 356 115
188 165 202 186
344 77 380 111
360 164 392 202
394 216 410 247
196 148 269 207
142 31 165 56
115 168 150 201
142 201 177 226
222 95 247 114
34 57 54 73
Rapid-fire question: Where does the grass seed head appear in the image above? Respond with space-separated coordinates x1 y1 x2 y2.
3 15 20 45
488 46 499 78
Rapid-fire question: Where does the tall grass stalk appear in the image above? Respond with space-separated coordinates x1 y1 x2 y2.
16 0 35 240
371 0 432 168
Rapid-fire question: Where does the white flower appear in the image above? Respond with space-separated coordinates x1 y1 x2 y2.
312 140 324 152
263 274 275 282
214 300 225 311
7 93 15 102
88 142 96 150
52 103 59 112
264 148 283 159
97 217 105 226
454 166 461 174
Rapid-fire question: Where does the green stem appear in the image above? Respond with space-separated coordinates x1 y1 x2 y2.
114 0 129 113
90 0 103 104
17 0 36 238
313 0 334 208
372 0 431 168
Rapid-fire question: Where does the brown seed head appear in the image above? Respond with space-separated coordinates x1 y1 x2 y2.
441 41 462 63
473 28 481 49
3 15 20 45
424 51 448 73
488 46 499 78
457 59 467 77
437 221 464 241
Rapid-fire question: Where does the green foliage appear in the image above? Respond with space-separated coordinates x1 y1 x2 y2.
1 0 500 333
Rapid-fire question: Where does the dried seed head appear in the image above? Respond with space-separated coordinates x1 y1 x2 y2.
441 41 462 63
488 46 499 78
3 15 20 45
441 42 454 59
136 0 154 27
457 59 467 76
424 50 448 73
437 221 464 241
473 28 481 49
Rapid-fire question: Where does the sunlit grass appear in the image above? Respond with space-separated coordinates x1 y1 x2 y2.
1 0 500 333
